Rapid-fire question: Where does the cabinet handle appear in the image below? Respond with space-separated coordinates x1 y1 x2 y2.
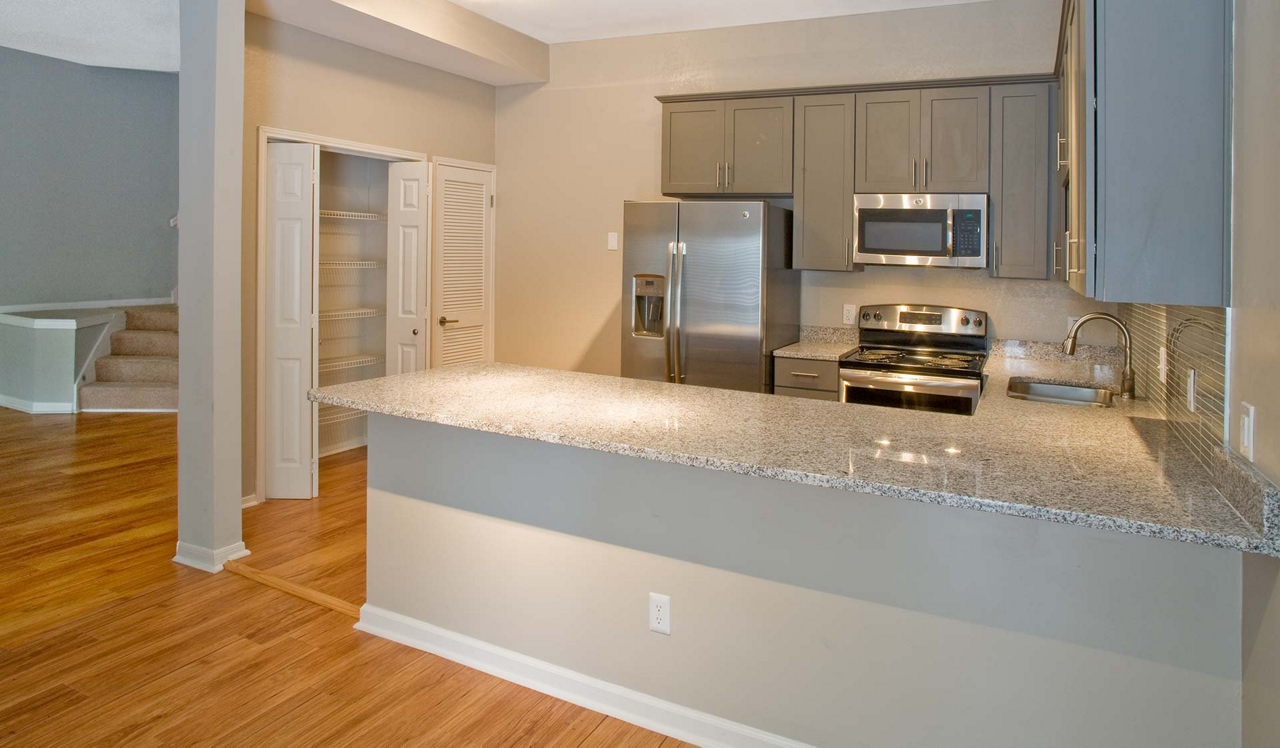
790 371 821 379
924 159 929 188
912 158 918 190
1056 134 1068 169
716 162 722 189
726 162 732 188
845 237 851 267
1065 233 1082 274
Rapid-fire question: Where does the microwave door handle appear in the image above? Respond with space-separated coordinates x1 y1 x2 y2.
946 208 955 256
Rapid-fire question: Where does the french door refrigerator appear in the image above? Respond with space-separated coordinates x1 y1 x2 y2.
621 201 799 393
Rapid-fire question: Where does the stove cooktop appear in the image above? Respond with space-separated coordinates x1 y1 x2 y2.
841 346 987 377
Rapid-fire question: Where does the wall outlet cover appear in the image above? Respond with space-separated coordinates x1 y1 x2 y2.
607 232 618 251
843 304 858 325
1241 402 1256 462
648 592 670 636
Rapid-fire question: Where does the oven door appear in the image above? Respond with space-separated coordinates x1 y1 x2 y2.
839 368 981 415
854 193 976 267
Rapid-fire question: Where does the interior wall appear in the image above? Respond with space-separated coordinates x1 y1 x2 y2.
493 0 1117 375
0 46 177 306
242 13 496 496
1232 0 1280 745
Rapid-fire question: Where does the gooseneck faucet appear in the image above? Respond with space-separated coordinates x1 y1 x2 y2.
1062 313 1135 399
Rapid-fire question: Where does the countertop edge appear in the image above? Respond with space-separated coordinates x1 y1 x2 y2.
310 388 1279 558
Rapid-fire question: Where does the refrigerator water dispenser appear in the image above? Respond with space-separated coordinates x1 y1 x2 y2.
631 274 665 338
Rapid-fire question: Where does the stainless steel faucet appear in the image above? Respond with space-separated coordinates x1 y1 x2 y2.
1062 313 1135 399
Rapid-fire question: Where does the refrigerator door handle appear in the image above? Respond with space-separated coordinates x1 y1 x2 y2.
670 240 680 379
673 241 686 383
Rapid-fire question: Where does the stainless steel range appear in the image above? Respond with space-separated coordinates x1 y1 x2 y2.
839 304 990 415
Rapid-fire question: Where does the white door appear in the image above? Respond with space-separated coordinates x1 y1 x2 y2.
385 161 430 374
265 142 319 499
432 161 495 367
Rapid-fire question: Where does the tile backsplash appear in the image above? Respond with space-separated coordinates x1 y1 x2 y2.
1117 304 1227 471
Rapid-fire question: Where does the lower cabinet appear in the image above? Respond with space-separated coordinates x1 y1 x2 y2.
989 83 1052 280
773 358 840 401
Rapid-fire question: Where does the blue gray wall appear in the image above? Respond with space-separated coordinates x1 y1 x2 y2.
0 46 177 306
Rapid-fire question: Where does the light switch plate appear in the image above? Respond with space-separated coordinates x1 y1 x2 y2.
843 305 858 325
1241 402 1256 462
607 232 618 251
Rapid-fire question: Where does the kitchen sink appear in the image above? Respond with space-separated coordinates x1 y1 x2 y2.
1006 378 1115 408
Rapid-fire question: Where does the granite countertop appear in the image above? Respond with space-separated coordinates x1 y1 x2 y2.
773 341 858 361
312 359 1277 556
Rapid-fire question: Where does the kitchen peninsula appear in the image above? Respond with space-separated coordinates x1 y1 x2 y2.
312 357 1276 748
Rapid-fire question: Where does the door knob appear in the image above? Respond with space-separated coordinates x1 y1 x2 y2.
412 329 419 336
438 316 458 326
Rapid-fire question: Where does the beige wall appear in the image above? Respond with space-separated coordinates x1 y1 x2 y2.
241 14 496 495
1232 1 1280 745
493 0 1116 375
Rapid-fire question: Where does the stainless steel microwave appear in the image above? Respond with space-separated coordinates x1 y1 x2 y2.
852 194 987 268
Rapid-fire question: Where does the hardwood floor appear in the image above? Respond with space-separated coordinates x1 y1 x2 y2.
0 408 689 746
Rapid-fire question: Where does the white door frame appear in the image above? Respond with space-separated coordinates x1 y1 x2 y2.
254 126 430 503
430 156 497 366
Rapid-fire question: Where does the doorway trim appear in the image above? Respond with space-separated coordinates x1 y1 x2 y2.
254 126 430 504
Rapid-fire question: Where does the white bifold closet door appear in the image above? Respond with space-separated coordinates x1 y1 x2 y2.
385 161 430 374
432 161 495 367
264 142 319 499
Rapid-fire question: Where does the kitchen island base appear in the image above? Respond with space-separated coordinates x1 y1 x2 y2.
361 414 1244 748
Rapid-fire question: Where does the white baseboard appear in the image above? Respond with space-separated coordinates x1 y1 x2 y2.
173 541 251 573
0 297 172 314
0 394 75 414
242 493 262 508
356 605 812 748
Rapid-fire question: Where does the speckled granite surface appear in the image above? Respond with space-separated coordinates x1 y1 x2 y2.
799 325 859 344
773 341 858 361
312 359 1277 556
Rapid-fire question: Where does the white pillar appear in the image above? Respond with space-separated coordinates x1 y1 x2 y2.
174 0 248 572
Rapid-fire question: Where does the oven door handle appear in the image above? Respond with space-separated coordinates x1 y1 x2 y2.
839 369 981 403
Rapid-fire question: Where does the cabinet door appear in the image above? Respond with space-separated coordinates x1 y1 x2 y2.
990 84 1050 280
920 87 990 193
855 90 920 193
793 94 855 271
724 97 793 194
661 101 725 194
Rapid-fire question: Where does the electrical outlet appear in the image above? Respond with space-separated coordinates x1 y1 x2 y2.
1066 316 1081 338
607 232 618 251
1158 347 1169 385
1185 369 1197 413
1241 403 1256 462
648 592 671 636
843 304 859 325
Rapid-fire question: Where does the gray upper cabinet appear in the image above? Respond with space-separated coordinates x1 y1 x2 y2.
793 94 856 271
1090 0 1230 305
990 84 1051 280
855 90 920 193
920 87 990 193
724 97 794 195
661 100 725 194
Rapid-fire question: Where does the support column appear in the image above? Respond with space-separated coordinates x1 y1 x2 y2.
174 0 248 572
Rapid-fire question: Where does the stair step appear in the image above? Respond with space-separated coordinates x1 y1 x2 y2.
123 304 178 332
95 355 178 384
111 330 178 358
79 382 177 412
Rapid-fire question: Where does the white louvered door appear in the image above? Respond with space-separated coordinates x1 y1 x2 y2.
385 161 429 374
265 142 319 499
431 161 495 367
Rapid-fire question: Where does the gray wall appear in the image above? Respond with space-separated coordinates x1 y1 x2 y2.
0 46 177 306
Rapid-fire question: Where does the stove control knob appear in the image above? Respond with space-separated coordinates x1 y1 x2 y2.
861 311 871 321
960 316 971 326
873 311 883 321
974 318 984 328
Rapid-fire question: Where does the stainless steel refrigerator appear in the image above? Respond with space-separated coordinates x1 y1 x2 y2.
621 201 799 393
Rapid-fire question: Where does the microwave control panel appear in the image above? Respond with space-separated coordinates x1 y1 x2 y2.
952 210 984 258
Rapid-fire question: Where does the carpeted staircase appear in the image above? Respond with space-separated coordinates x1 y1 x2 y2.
79 305 178 412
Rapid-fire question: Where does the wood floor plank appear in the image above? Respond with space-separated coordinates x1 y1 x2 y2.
0 408 676 746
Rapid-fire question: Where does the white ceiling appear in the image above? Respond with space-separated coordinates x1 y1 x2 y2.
0 0 178 71
449 0 993 44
